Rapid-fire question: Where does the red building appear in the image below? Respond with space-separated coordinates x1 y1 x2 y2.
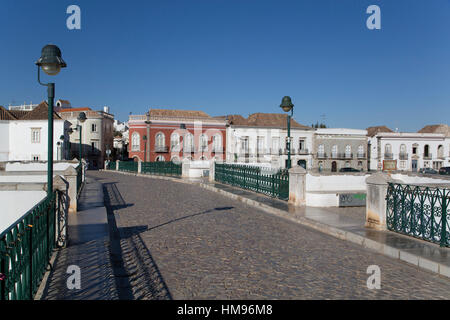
128 109 227 162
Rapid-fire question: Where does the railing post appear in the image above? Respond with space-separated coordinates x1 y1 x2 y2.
365 172 396 230
116 160 120 171
440 188 448 247
138 160 142 174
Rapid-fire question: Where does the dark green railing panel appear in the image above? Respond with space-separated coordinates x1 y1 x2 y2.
0 192 57 300
141 161 181 176
118 161 138 173
386 183 449 247
76 164 83 195
215 163 289 200
106 161 116 170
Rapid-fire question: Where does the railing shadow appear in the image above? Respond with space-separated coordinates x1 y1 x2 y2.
103 182 172 300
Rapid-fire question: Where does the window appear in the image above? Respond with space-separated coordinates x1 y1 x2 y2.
91 123 97 132
400 144 406 154
318 144 325 156
171 133 180 151
412 146 417 155
272 137 279 154
331 145 338 158
257 136 264 154
91 141 99 152
199 134 208 152
155 132 165 147
213 134 222 152
299 139 305 151
241 137 249 153
345 145 351 158
31 128 41 143
155 155 165 162
357 145 364 157
184 133 194 152
424 145 430 157
131 132 140 151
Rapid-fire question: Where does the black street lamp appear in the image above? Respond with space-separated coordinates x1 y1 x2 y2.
36 44 67 196
280 96 294 169
143 135 147 162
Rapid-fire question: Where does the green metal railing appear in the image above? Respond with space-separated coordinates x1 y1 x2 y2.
386 183 449 247
0 192 57 300
106 160 116 170
118 161 138 173
215 163 289 200
141 161 181 176
76 164 83 195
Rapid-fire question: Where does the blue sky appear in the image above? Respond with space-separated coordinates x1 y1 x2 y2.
0 0 449 131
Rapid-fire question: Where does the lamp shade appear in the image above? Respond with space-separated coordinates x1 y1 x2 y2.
78 112 87 123
280 96 294 113
35 44 67 76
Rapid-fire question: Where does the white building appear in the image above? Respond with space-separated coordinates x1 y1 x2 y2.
223 113 315 169
8 103 38 111
58 106 114 169
368 125 450 171
0 103 70 161
313 128 368 172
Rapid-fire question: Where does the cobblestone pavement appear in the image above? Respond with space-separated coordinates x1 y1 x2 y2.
91 171 450 299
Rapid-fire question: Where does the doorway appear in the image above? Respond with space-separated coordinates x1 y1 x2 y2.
331 161 337 172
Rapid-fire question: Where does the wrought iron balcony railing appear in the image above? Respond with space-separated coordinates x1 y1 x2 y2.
357 153 366 159
297 148 309 155
384 153 394 159
399 153 408 160
330 153 353 159
423 153 432 160
317 152 327 159
155 145 168 153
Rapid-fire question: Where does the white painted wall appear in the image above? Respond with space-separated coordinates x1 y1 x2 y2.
306 174 369 192
226 126 314 169
0 121 9 161
0 191 46 234
8 119 67 161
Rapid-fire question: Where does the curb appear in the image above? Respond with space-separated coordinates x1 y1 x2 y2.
101 169 450 279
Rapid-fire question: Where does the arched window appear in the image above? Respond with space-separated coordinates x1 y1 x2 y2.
184 133 194 152
385 144 392 158
357 145 364 158
171 133 180 151
437 145 443 158
171 156 180 164
400 144 406 154
212 134 222 152
155 155 165 162
199 134 208 152
155 132 165 147
331 145 338 158
424 145 430 158
345 145 351 158
131 132 140 151
318 144 325 157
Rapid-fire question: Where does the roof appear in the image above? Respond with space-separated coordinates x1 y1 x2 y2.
21 101 62 120
0 106 17 120
9 109 30 119
225 115 248 126
418 124 450 137
149 109 211 119
366 125 393 137
58 107 91 113
246 113 311 129
57 99 70 104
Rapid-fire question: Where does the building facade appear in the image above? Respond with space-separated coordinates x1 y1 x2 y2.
224 113 315 169
128 109 227 162
58 107 114 169
0 103 70 161
368 128 450 171
312 128 368 172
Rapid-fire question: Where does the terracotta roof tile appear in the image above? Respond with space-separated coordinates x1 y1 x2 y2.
418 124 450 136
21 101 62 120
8 110 30 119
0 106 17 120
246 113 311 129
58 107 92 113
366 125 393 137
149 109 211 119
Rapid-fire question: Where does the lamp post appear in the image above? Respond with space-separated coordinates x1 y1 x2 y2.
143 135 147 162
145 111 150 163
77 112 87 166
36 44 67 196
280 96 294 169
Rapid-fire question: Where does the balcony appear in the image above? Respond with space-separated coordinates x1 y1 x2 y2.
317 152 327 159
154 145 168 153
423 153 432 160
357 153 366 159
384 153 393 160
330 153 353 159
399 153 408 160
212 147 224 153
297 148 309 155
